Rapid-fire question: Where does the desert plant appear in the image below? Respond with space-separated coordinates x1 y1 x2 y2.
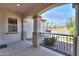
44 36 57 46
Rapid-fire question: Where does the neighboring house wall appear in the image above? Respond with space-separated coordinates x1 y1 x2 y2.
23 16 33 39
40 20 46 33
0 10 21 45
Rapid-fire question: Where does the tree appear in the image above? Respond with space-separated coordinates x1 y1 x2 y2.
66 17 76 35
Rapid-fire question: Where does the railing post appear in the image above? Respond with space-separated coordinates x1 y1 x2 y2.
73 36 77 56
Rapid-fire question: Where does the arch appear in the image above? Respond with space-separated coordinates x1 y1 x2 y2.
38 3 68 16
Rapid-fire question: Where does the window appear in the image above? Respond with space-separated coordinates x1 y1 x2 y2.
8 18 17 32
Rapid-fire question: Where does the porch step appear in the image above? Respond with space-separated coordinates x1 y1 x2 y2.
0 44 7 49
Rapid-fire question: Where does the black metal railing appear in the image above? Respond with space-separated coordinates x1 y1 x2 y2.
40 32 74 56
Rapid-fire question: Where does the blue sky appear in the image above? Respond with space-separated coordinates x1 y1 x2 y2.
41 4 75 27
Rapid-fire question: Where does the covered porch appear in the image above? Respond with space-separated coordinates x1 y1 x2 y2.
0 3 79 56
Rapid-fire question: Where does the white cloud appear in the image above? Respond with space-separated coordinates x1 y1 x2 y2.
46 18 67 26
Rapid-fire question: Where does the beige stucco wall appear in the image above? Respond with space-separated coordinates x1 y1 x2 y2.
0 10 22 45
0 13 3 45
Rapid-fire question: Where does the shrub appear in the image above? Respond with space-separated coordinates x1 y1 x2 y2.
44 36 57 46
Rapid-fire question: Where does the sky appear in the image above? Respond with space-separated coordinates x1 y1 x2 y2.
41 4 75 27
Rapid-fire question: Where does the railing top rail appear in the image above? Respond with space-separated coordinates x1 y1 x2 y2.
40 32 74 37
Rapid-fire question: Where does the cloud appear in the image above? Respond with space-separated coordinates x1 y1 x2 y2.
46 18 67 26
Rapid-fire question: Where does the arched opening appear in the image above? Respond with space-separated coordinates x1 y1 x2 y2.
40 4 75 35
39 4 76 56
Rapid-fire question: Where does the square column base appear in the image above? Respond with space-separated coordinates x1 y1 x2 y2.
33 32 40 47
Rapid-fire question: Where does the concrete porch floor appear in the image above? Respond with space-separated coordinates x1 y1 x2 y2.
0 40 64 56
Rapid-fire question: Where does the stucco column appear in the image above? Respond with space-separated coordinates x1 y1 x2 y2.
32 15 41 47
73 3 79 56
21 17 24 40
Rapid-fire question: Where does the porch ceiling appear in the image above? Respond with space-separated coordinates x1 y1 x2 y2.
0 3 36 14
0 3 63 17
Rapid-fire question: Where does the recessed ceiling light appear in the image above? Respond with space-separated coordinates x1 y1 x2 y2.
17 4 20 7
